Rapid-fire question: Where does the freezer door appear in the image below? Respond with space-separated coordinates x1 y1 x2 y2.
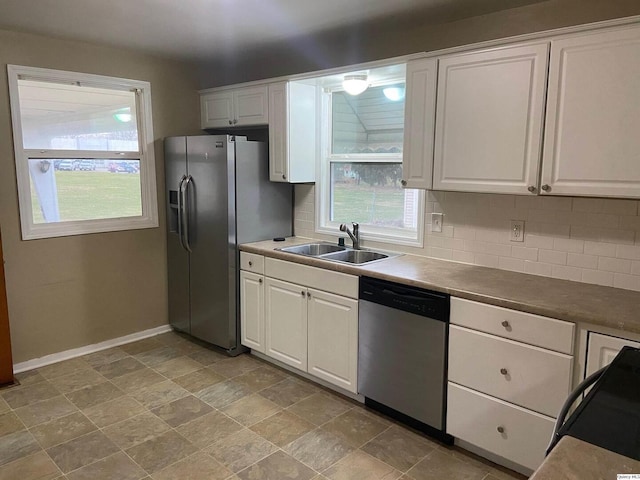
186 136 235 348
164 137 190 334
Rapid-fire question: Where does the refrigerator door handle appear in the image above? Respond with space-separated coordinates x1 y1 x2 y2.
182 175 193 253
177 175 187 252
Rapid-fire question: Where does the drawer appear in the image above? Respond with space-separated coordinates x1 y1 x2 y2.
265 258 358 299
451 297 574 354
448 325 572 417
447 382 555 471
240 252 264 274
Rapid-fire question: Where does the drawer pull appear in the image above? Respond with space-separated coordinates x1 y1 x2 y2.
500 368 508 375
258 278 263 284
497 426 505 434
501 320 510 328
301 291 305 297
248 261 253 266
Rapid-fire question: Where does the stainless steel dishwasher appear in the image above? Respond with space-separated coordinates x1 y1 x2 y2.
358 276 453 443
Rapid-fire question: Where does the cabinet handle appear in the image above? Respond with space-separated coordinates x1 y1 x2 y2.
501 320 510 328
527 185 536 193
497 426 505 434
233 119 238 125
541 184 550 192
282 174 287 180
228 120 233 125
307 292 311 298
500 368 508 375
248 261 253 266
401 180 407 186
258 278 263 284
301 291 305 297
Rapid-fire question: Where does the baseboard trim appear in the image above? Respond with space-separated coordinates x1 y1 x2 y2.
13 324 173 373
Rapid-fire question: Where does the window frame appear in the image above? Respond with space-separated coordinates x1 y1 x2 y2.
7 65 158 240
315 82 425 247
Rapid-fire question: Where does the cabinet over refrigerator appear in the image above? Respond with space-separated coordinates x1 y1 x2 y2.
165 135 292 354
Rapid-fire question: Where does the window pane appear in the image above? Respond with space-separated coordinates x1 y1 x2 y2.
332 83 405 154
29 159 142 224
330 162 418 230
18 80 138 151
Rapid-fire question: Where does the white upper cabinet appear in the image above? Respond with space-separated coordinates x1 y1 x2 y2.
541 26 640 198
268 81 316 183
402 58 438 190
201 85 269 128
433 43 549 194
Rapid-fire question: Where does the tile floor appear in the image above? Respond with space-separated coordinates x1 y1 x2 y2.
0 331 527 480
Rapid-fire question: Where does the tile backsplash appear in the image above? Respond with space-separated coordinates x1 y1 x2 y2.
293 184 640 292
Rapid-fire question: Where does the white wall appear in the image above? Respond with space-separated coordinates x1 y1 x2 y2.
295 184 640 292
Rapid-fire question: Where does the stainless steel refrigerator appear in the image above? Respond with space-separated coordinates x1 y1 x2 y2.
165 135 292 353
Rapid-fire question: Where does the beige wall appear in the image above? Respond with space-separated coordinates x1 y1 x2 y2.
0 29 201 363
197 0 640 87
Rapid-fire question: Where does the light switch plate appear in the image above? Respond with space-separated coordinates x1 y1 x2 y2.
510 220 525 242
432 213 443 233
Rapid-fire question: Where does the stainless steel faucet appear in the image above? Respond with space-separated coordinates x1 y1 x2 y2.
339 222 360 249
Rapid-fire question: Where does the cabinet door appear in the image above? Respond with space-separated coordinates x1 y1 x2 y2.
541 26 640 197
402 57 437 190
586 332 640 377
240 271 264 353
433 43 549 194
268 82 289 182
307 289 358 393
234 86 269 126
264 277 307 370
201 91 234 128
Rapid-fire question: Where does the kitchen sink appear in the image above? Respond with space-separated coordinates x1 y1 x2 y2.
279 243 346 256
322 249 389 264
277 242 399 265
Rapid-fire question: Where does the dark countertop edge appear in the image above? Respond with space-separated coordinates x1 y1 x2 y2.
240 240 640 336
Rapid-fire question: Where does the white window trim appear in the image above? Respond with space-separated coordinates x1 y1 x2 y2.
7 65 158 240
315 86 425 248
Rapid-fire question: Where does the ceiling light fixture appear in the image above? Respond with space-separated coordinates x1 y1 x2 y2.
342 74 369 96
383 87 405 101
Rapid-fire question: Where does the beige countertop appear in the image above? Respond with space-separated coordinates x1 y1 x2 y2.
530 436 640 480
241 237 640 335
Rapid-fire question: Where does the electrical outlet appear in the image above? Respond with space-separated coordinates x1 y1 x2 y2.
432 213 443 233
510 220 525 242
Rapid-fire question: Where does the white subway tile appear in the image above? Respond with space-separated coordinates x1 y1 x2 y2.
539 249 567 265
515 195 541 211
567 253 598 269
498 257 524 272
430 247 453 260
632 261 640 276
581 269 614 287
570 226 601 241
553 238 584 253
524 261 553 276
463 240 486 253
600 229 635 245
613 273 640 292
489 195 515 209
584 241 617 257
511 246 538 261
525 234 555 250
452 250 475 264
572 197 604 213
598 256 631 274
601 199 637 216
453 227 476 240
551 265 583 282
475 253 499 268
485 243 512 257
619 215 640 231
616 244 640 260
476 228 503 244
539 196 572 212
535 222 571 237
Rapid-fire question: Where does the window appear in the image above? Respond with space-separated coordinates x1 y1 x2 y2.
8 65 158 239
317 64 424 246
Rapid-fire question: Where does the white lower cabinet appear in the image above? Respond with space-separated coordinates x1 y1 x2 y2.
447 297 574 472
240 255 359 394
307 288 358 393
240 271 265 353
264 277 308 371
585 332 640 377
447 383 555 471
